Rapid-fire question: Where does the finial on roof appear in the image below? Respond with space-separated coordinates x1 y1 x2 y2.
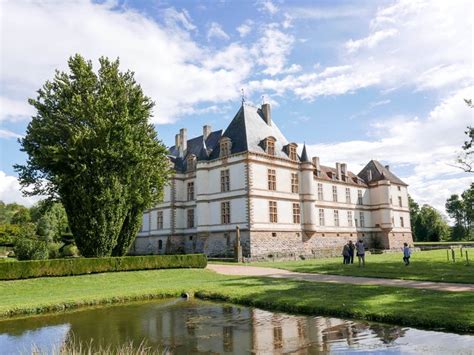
300 143 310 162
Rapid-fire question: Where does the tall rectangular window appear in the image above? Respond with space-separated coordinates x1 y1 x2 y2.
187 209 194 228
292 203 300 223
289 145 297 161
398 196 402 207
333 210 339 226
400 216 404 227
221 202 230 224
268 169 276 191
319 209 325 226
157 211 163 230
332 186 338 202
267 140 275 155
359 211 365 227
220 169 230 192
358 190 363 205
269 201 278 223
187 182 194 201
318 183 324 200
291 173 299 193
345 188 351 203
347 211 353 227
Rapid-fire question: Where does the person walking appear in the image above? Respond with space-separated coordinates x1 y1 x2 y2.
348 240 355 264
403 242 411 266
342 243 350 264
356 239 365 267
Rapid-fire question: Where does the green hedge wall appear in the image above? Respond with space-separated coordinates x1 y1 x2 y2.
0 254 207 280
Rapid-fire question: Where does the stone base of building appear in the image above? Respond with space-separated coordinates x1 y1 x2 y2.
131 230 413 260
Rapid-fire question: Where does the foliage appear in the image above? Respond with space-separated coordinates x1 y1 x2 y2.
0 269 473 333
48 243 63 259
35 202 69 242
446 183 474 240
15 54 171 257
409 197 450 242
0 224 22 245
0 254 207 280
10 208 31 225
14 238 49 261
0 202 28 224
61 244 80 257
456 99 473 172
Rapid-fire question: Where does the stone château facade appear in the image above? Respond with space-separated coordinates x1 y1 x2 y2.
132 103 413 259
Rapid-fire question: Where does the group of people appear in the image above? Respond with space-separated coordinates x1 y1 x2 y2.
342 240 366 267
342 240 412 266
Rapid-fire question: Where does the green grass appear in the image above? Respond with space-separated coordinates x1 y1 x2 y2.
414 241 474 245
1 268 473 333
248 249 474 284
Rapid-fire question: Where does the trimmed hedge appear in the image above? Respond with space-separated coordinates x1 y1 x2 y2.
0 254 207 280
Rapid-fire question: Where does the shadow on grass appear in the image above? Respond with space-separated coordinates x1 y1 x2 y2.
195 275 474 333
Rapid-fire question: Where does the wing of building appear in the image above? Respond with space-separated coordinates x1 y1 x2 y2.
132 103 413 259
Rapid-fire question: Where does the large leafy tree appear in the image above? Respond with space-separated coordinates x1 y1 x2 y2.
446 183 474 240
15 55 171 257
408 196 450 242
457 99 473 172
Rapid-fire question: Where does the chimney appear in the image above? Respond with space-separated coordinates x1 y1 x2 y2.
341 163 347 175
367 169 373 181
179 128 187 153
336 162 342 180
203 125 212 140
385 165 390 171
175 134 180 149
312 156 320 170
261 103 272 126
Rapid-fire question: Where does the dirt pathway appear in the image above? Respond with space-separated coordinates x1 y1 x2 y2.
207 264 474 292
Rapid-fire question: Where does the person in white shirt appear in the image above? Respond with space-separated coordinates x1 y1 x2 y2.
403 242 411 266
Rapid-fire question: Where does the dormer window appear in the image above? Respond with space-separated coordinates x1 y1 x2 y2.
264 137 276 156
186 154 196 172
285 143 298 161
220 137 232 158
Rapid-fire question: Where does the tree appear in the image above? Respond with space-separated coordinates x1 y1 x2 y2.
15 54 171 257
10 208 31 225
446 183 474 240
456 99 473 172
413 205 450 242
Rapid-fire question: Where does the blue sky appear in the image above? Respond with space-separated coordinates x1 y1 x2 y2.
0 0 472 216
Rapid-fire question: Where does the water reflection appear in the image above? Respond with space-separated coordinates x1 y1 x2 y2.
0 299 473 354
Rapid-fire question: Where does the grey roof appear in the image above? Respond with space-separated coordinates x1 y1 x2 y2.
358 160 407 186
300 144 310 162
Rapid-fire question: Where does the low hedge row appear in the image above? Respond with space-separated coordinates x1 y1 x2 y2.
0 254 207 280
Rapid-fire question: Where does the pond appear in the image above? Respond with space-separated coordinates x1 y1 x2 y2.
0 299 473 354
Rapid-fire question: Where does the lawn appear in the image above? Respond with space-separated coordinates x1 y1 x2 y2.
248 249 474 284
0 268 473 333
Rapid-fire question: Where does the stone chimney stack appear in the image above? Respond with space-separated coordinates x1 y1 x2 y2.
385 165 390 171
312 157 320 170
341 163 347 176
175 134 180 149
203 125 212 140
336 162 342 180
261 103 272 126
179 128 187 153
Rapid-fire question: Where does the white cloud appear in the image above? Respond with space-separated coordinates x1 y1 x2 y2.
237 20 253 37
286 5 369 20
258 0 279 15
207 22 230 41
345 29 399 53
254 25 294 76
0 129 23 139
0 97 35 122
303 87 473 214
0 171 43 207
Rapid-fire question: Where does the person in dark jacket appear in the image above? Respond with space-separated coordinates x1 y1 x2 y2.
342 243 350 264
348 240 355 264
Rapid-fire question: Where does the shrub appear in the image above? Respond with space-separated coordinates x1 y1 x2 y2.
48 243 62 259
62 244 80 257
0 254 207 280
14 238 49 261
0 224 22 245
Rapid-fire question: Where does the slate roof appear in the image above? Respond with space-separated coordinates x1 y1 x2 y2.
358 160 407 186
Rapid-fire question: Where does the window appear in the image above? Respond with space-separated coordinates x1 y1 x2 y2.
333 210 339 226
347 211 353 227
221 202 231 224
397 186 401 191
332 186 338 202
268 169 276 190
220 137 231 157
269 201 278 223
187 182 194 201
187 209 194 228
186 155 196 172
359 211 365 227
158 240 163 250
319 209 325 226
220 169 230 192
358 190 363 205
400 216 404 228
291 173 299 193
398 196 402 207
345 188 351 203
267 139 275 155
289 145 297 161
317 183 324 200
157 211 163 230
292 203 301 223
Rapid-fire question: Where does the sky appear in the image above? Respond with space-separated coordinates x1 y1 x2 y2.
0 0 472 218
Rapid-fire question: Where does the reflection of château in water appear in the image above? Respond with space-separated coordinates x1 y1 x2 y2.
0 300 407 353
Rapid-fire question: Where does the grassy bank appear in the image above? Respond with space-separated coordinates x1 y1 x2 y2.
248 249 474 284
1 269 473 333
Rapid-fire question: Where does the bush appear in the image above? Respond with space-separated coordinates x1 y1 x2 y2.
14 238 49 261
48 243 62 259
0 254 207 280
0 224 22 245
62 244 79 257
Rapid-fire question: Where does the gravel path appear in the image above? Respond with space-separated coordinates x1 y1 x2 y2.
207 264 474 292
